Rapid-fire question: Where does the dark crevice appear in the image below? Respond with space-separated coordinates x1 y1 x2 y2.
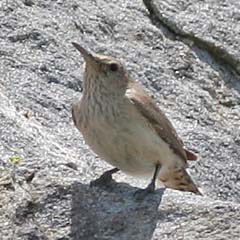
143 0 240 76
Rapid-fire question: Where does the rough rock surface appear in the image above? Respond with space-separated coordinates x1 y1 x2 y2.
144 0 240 73
0 0 239 239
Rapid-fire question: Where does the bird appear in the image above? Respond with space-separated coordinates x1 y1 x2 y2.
71 42 202 199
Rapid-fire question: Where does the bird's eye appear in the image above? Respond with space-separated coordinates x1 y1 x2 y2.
109 63 118 72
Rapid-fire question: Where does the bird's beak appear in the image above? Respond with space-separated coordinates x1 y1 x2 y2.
72 42 97 65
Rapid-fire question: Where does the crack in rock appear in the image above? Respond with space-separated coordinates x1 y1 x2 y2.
143 0 240 75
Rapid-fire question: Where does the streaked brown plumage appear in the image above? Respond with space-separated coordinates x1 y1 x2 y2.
71 42 202 199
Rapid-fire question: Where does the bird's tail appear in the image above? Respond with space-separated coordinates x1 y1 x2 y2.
158 167 202 195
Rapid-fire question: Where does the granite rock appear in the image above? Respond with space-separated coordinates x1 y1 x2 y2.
0 0 239 239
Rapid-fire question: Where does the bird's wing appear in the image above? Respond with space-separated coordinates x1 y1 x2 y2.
72 105 77 126
126 81 197 162
71 101 82 129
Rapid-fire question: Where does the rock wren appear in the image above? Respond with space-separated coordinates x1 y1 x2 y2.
72 42 202 199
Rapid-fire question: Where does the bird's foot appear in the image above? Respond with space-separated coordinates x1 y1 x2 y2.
134 182 155 201
90 173 113 187
90 168 119 188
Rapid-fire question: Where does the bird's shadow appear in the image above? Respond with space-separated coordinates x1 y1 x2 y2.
70 180 165 240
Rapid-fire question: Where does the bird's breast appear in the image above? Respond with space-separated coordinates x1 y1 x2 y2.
79 97 184 175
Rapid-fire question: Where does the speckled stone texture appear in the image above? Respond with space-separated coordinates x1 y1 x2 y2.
0 0 239 239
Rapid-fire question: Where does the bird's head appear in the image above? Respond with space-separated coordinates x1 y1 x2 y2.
72 42 129 96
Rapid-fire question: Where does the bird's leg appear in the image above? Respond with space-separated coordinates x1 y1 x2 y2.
90 168 119 187
134 164 161 200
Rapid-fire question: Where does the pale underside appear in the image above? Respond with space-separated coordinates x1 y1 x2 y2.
73 87 186 182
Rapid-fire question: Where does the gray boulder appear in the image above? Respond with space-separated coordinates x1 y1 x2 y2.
0 0 239 239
